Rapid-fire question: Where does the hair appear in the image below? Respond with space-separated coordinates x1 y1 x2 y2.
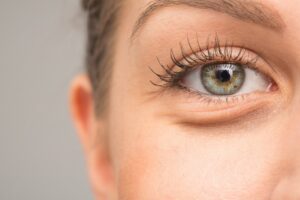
82 0 121 114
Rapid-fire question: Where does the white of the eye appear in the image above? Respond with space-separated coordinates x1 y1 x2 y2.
182 66 269 95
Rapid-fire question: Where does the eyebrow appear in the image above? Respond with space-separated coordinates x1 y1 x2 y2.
131 0 285 40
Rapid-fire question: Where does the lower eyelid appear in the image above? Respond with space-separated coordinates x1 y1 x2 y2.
158 89 281 125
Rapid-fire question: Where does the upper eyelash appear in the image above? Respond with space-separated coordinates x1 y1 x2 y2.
149 34 260 88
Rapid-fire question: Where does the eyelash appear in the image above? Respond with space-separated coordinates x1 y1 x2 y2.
150 34 260 92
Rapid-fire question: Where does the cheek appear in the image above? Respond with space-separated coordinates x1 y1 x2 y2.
109 109 288 200
107 49 290 199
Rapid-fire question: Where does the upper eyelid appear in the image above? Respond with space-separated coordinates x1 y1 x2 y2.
168 34 260 69
167 33 280 77
150 34 279 90
148 32 287 98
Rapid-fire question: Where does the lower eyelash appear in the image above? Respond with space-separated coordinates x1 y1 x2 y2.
175 83 250 105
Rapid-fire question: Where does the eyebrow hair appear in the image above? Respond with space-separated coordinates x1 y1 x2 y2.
131 0 285 40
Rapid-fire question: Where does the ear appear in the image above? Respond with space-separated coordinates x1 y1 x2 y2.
69 74 115 199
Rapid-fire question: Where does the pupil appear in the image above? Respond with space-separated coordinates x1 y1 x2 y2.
216 70 231 82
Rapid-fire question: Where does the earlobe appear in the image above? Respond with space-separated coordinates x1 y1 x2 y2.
69 74 115 199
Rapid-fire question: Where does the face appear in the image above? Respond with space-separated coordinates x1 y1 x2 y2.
70 0 300 199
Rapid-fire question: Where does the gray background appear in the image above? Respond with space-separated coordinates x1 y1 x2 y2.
0 0 93 199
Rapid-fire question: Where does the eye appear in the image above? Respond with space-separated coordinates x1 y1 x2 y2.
181 63 271 96
149 35 281 124
149 35 278 105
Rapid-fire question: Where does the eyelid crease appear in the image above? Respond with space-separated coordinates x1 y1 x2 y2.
182 33 259 66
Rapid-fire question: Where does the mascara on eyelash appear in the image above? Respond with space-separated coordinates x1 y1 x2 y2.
149 34 260 88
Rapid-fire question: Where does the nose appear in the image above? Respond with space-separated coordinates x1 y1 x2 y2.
271 170 300 200
271 99 300 200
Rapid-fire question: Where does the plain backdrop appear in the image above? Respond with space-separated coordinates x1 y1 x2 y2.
0 0 93 199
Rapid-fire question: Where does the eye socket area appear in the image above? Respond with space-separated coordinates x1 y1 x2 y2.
149 37 282 116
149 37 284 125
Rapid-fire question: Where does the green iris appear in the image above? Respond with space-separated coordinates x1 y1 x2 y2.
201 63 245 95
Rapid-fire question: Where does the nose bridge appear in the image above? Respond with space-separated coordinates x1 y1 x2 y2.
288 110 300 172
270 110 300 199
286 6 300 167
271 94 300 199
286 94 300 164
289 92 300 138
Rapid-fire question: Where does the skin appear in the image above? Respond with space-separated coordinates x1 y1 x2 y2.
70 0 300 199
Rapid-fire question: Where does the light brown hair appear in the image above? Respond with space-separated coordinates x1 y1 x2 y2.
82 0 120 114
